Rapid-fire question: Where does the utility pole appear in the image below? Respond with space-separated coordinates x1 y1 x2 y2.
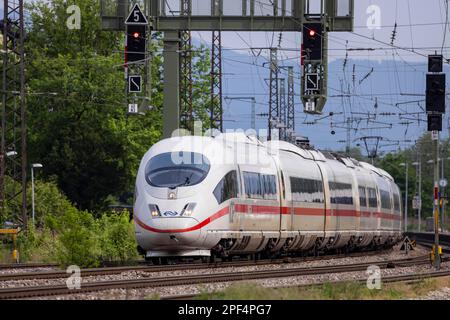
279 78 287 141
440 147 446 228
210 30 223 131
1 0 28 227
286 66 295 141
268 48 279 140
418 160 422 232
433 132 441 269
425 54 445 270
400 162 409 232
179 0 193 132
346 117 351 156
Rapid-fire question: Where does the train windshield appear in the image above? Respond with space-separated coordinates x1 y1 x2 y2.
145 152 211 188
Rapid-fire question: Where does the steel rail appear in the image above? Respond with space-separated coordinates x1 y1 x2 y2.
0 263 58 270
162 269 450 300
0 255 434 299
0 249 394 281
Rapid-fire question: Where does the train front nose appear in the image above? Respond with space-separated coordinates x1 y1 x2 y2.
135 214 203 251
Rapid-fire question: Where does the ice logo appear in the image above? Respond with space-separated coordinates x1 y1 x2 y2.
366 265 381 290
66 5 81 30
66 265 81 290
366 5 381 30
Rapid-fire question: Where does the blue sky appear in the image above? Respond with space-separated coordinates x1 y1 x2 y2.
3 1 449 155
186 0 450 154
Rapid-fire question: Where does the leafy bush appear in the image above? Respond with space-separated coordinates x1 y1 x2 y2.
54 207 100 267
27 179 74 227
96 212 139 263
15 180 139 267
16 224 58 263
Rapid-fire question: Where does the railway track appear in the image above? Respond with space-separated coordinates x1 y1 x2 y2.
0 249 399 281
406 232 450 253
0 263 58 270
0 254 436 299
162 269 450 300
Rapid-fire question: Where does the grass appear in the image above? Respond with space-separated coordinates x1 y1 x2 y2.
0 244 14 263
193 278 450 300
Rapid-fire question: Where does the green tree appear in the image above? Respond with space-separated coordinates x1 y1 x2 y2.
25 0 162 211
25 0 212 211
54 207 100 267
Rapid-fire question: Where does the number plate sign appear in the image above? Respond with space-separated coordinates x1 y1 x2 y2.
125 4 148 25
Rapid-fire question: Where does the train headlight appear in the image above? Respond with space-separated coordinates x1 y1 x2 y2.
168 192 177 200
149 204 161 218
181 203 196 217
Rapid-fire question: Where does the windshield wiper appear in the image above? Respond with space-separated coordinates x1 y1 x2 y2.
169 173 193 189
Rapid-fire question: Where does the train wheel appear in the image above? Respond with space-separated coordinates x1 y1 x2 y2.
151 258 161 265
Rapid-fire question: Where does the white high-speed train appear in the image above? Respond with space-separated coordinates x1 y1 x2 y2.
133 133 402 262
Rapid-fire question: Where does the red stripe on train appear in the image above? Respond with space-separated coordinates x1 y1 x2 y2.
135 204 401 234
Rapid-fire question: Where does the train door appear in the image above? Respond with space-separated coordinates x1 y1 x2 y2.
323 164 337 234
316 161 329 235
278 168 291 231
271 150 291 232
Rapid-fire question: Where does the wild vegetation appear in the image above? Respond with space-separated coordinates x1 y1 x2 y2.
195 279 450 300
373 134 450 230
11 179 138 267
2 0 215 264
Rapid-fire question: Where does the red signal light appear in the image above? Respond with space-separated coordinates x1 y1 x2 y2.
309 30 316 37
133 32 140 39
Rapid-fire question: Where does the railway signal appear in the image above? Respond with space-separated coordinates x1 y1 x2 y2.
426 53 446 270
126 24 147 63
301 21 327 115
428 54 443 73
426 74 446 113
125 4 148 64
427 113 442 132
302 23 323 61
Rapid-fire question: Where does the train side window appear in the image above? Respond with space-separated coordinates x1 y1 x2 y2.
262 174 277 200
380 190 392 210
393 192 400 212
213 171 238 204
329 181 353 205
367 187 378 208
243 172 263 199
290 177 324 203
358 186 367 207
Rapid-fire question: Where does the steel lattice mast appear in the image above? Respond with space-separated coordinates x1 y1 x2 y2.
1 0 27 226
268 48 279 140
179 0 193 132
286 66 295 135
210 30 223 131
279 78 287 141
